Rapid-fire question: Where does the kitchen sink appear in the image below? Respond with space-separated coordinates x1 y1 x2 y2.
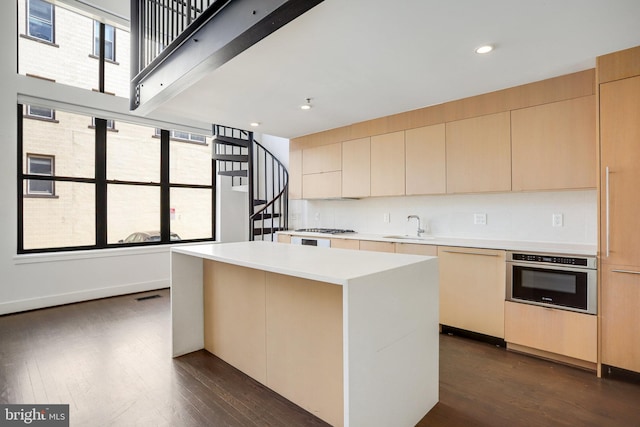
383 235 435 240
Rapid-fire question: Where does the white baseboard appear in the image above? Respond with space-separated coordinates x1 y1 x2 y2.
0 280 170 315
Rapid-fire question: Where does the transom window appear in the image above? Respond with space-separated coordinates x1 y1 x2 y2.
93 21 115 61
26 105 54 120
27 0 54 43
27 154 54 195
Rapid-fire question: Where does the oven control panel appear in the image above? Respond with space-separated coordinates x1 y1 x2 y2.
510 253 590 267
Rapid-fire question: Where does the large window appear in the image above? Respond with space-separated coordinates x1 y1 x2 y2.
93 21 115 61
27 0 54 43
18 106 215 253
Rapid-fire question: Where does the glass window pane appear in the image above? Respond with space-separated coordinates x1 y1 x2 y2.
29 0 52 22
107 121 160 182
170 188 212 240
170 137 212 185
104 27 129 97
28 156 52 175
22 109 95 179
108 185 160 244
23 182 95 250
27 105 54 119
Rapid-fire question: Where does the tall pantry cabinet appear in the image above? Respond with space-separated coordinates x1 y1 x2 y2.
598 46 640 374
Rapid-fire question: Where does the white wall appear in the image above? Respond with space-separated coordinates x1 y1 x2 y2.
289 190 597 245
0 2 211 315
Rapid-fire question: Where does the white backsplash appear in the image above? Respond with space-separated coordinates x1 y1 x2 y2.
289 190 597 245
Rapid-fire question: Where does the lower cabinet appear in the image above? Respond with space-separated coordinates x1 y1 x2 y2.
330 238 360 250
504 301 597 368
601 265 640 373
359 240 395 253
438 246 506 338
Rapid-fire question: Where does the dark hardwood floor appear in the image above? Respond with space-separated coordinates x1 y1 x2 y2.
1 289 639 426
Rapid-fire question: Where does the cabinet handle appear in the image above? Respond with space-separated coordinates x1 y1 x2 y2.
611 269 640 275
440 250 500 257
605 166 610 258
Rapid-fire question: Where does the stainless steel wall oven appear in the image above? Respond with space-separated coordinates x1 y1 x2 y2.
506 251 597 314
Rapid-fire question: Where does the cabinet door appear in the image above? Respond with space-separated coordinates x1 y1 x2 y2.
277 234 291 244
370 131 405 196
288 149 302 200
438 246 506 338
511 96 596 191
600 76 640 266
342 137 370 198
504 301 597 364
445 112 511 193
601 266 640 372
359 240 395 253
330 238 359 250
405 124 446 195
302 171 341 199
302 143 341 174
395 243 437 256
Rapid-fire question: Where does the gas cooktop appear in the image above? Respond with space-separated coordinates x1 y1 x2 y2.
294 228 356 235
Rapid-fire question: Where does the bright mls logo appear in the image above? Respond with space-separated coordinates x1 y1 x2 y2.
0 405 68 426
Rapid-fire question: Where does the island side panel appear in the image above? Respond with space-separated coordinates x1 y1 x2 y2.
203 260 268 384
345 258 439 427
265 272 344 427
171 251 205 357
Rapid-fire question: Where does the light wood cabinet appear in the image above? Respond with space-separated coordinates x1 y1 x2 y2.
445 112 511 193
330 238 359 250
405 124 446 195
438 246 506 338
504 301 597 367
370 131 405 196
601 266 640 372
395 242 437 256
511 96 596 191
341 137 370 198
359 240 395 253
277 234 291 243
302 171 341 199
302 143 341 174
600 75 640 267
288 149 302 200
302 143 342 199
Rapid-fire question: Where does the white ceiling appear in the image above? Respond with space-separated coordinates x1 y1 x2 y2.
145 0 640 139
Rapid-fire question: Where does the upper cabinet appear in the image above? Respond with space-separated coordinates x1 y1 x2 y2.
405 124 446 195
511 96 596 191
342 137 371 198
301 143 342 199
445 112 511 194
371 131 405 197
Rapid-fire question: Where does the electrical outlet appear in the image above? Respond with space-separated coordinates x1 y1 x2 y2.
552 213 563 227
383 213 390 223
473 213 487 225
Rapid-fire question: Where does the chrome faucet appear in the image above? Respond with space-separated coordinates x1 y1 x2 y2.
407 215 425 237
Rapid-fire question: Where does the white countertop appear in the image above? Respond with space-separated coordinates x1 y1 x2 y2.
278 231 597 256
172 241 434 285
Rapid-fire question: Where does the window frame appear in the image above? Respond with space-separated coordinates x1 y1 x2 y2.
26 0 55 44
25 105 56 121
93 20 116 62
25 153 55 196
155 128 208 144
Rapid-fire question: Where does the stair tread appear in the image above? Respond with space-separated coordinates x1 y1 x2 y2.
219 170 248 177
213 153 249 162
215 135 249 147
252 213 282 219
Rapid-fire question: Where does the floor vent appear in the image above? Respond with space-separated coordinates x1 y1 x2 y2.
136 294 162 301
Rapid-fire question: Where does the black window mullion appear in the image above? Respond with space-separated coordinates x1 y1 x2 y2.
98 22 105 92
160 129 170 242
95 118 107 247
17 104 25 253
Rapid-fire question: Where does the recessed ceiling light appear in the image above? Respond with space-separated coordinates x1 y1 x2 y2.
300 98 312 110
475 45 494 54
250 122 260 127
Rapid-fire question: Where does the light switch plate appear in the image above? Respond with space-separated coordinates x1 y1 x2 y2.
383 213 390 223
552 213 563 227
473 213 487 225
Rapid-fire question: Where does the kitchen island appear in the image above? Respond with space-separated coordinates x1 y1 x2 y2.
171 241 439 427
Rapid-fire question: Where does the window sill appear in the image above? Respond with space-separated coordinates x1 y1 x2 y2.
24 194 59 199
88 54 119 65
19 34 59 48
13 244 172 265
24 116 59 123
88 125 118 132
